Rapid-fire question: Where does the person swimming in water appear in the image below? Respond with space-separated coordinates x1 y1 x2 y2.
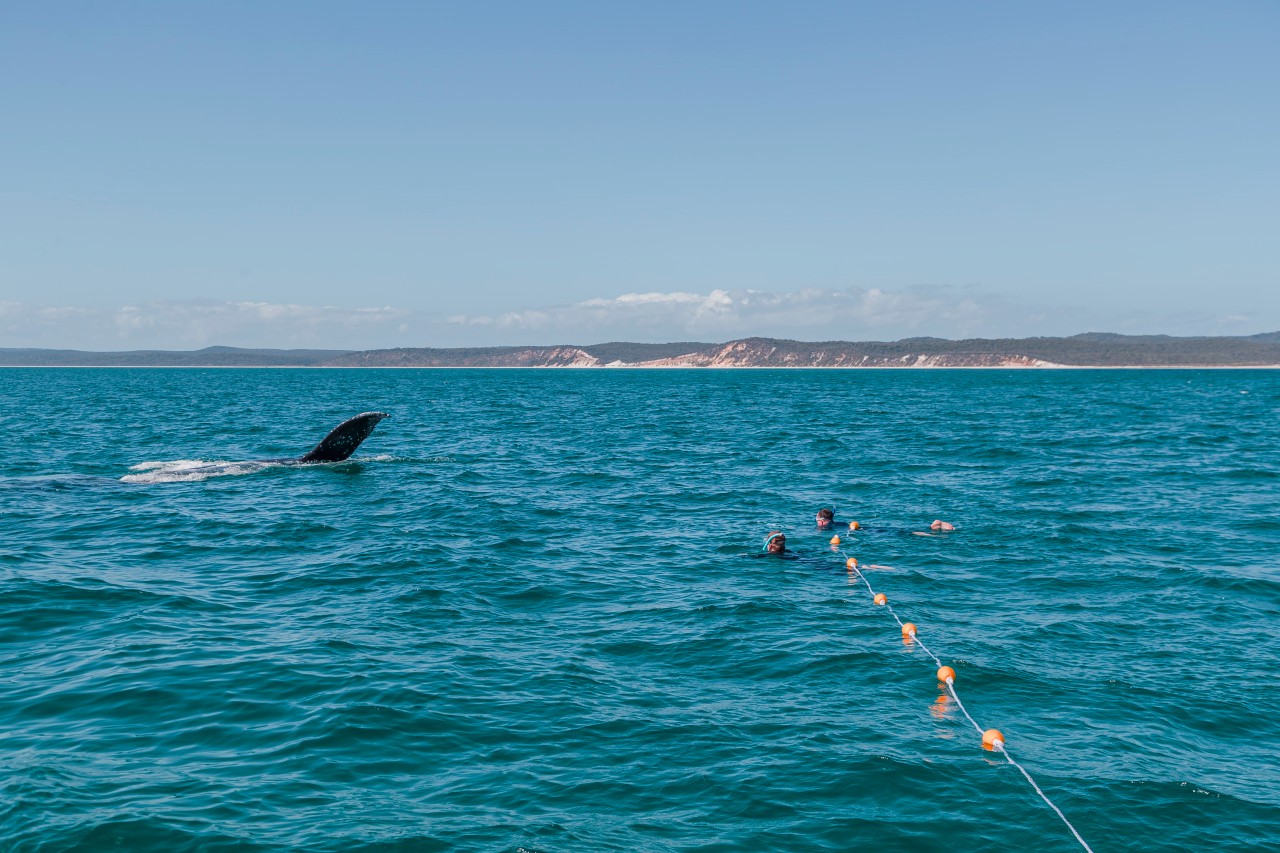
758 529 854 565
757 530 802 561
816 508 862 531
818 511 951 536
912 519 956 536
764 531 787 554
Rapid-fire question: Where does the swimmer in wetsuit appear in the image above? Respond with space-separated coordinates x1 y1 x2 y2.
819 513 954 536
756 530 798 560
816 508 863 531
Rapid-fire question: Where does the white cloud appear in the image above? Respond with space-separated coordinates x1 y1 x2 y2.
0 300 412 351
0 290 1269 351
439 285 1278 344
445 285 1031 342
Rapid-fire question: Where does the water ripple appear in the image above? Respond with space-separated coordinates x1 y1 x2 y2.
1 368 1278 851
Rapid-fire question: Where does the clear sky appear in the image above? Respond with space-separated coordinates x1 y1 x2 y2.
2 2 1277 350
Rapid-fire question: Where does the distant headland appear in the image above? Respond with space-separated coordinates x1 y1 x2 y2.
3 332 1280 368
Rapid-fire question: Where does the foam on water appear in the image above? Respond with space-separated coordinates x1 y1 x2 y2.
120 455 410 484
121 459 278 483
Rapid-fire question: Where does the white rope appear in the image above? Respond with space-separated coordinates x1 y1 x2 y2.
847 564 875 596
835 546 1094 853
998 744 1096 853
944 679 985 736
908 633 944 670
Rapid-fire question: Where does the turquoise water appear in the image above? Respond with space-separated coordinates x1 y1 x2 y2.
2 368 1278 852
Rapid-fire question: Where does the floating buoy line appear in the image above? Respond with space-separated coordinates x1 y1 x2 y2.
836 547 1096 853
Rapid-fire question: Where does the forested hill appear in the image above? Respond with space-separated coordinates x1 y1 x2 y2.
4 333 1280 367
0 346 350 367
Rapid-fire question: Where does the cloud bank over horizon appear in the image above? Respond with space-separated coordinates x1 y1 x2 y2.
448 287 1015 342
0 300 412 352
0 287 1267 352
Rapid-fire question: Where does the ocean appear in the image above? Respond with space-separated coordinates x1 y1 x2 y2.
1 367 1277 852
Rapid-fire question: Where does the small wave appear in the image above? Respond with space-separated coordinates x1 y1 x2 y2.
120 459 276 484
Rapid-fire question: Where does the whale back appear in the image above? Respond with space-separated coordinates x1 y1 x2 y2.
298 411 389 463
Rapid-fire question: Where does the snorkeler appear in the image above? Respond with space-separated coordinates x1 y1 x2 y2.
816 512 953 536
816 508 862 531
755 529 841 564
757 530 801 561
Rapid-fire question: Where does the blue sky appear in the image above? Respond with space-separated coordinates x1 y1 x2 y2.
2 2 1277 350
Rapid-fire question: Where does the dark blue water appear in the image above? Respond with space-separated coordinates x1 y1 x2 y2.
2 368 1277 852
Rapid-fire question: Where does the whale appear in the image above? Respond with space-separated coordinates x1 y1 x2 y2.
296 411 390 463
119 411 391 483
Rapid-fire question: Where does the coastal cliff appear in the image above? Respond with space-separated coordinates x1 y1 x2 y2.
320 333 1280 368
4 333 1280 367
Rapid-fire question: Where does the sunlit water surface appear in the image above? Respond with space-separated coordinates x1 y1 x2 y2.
1 368 1278 851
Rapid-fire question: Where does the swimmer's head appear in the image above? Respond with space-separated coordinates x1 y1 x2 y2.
930 520 955 531
816 508 834 528
764 531 787 554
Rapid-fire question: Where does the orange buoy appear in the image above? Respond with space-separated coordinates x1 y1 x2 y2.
830 535 841 545
937 665 956 683
982 729 1005 751
845 557 858 569
848 520 861 530
901 622 917 638
873 592 887 605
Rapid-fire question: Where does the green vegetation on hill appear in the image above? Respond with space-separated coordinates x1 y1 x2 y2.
3 334 1280 367
0 346 352 367
579 342 715 363
663 334 1280 366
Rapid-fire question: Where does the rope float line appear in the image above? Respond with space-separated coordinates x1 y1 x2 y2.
837 547 1096 853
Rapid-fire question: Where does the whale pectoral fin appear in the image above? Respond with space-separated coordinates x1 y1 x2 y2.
298 411 389 463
